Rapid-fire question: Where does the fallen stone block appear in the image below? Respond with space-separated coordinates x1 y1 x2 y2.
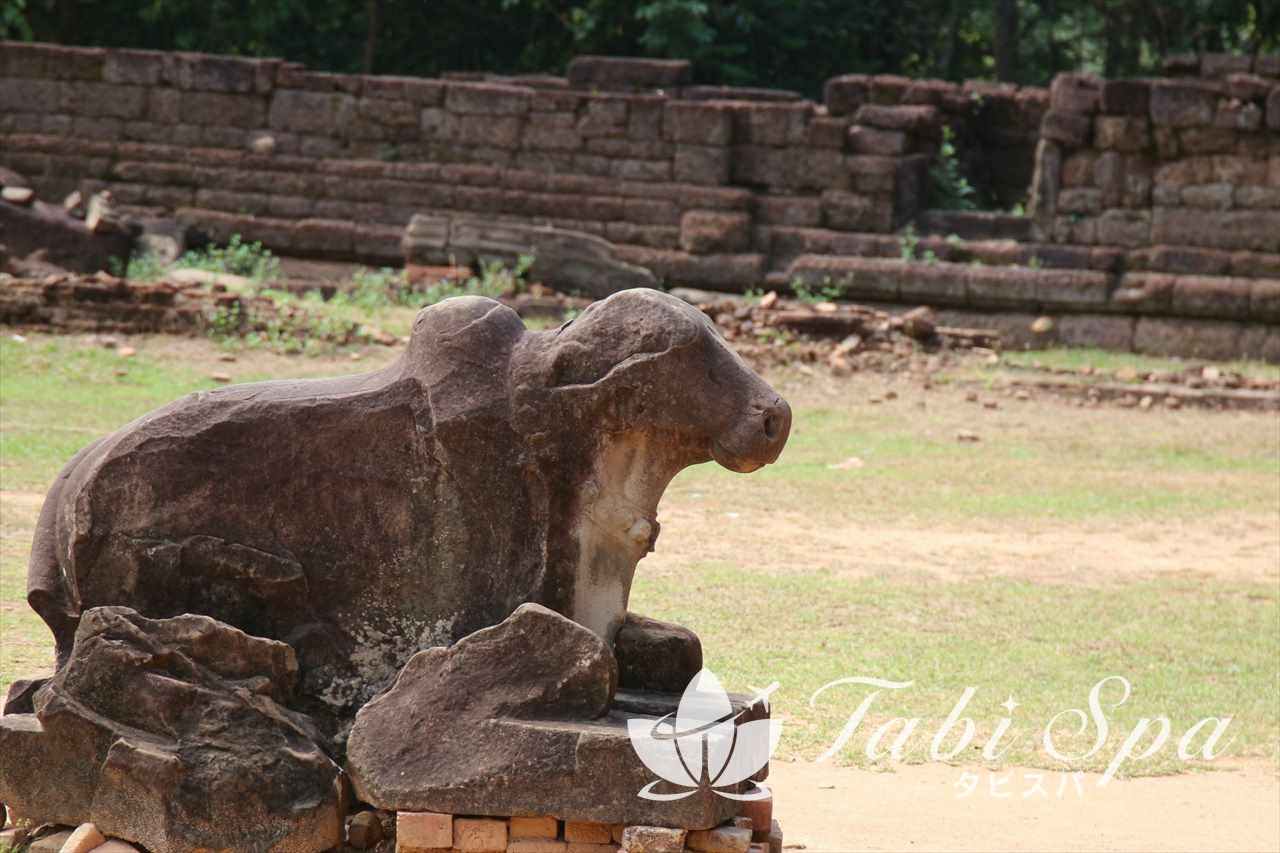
620 826 686 853
347 605 750 829
0 607 344 853
346 811 384 849
0 196 134 274
402 214 657 298
686 826 752 853
59 823 105 853
613 613 702 693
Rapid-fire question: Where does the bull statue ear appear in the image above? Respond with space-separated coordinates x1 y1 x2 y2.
546 290 702 389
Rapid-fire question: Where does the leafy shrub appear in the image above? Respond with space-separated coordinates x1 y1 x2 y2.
176 234 280 284
929 126 977 211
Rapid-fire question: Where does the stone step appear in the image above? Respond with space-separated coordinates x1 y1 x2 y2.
916 209 1035 241
783 254 1279 322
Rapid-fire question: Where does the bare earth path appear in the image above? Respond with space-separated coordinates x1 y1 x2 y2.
770 759 1280 852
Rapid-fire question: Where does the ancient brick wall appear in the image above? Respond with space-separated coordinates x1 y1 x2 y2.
2 42 1278 361
823 73 1047 207
1029 56 1279 257
0 42 940 286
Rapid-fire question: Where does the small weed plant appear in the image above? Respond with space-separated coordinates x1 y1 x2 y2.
790 276 844 304
929 126 977 211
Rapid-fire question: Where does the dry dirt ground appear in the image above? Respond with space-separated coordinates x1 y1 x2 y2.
769 758 1280 852
2 334 1277 852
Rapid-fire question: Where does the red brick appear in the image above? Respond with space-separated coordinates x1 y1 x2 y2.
563 823 612 845
398 812 453 851
509 841 568 853
509 817 558 840
454 818 508 853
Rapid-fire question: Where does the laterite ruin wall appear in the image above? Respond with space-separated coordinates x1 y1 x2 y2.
0 41 1042 281
1 42 1278 360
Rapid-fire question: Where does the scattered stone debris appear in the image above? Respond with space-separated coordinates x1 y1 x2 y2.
1 258 1274 414
667 288 999 376
0 271 398 347
1030 315 1055 334
0 178 133 273
999 360 1280 411
1 186 34 205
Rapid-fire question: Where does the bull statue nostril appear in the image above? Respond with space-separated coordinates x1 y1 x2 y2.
764 412 782 441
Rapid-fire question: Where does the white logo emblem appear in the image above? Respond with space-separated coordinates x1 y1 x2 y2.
627 668 782 801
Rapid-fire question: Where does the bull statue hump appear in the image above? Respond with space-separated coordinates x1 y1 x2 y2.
23 288 792 728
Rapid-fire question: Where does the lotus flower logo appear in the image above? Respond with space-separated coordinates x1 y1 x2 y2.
627 668 782 801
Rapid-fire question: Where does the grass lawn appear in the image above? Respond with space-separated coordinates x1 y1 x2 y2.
1 332 1277 779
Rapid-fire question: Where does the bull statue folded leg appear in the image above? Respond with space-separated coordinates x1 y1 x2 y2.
20 288 791 732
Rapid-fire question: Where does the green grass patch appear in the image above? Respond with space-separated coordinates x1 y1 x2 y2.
1 333 1276 778
671 401 1279 523
631 563 1279 775
0 337 220 489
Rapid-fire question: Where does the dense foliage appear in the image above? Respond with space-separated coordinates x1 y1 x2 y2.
4 0 1276 96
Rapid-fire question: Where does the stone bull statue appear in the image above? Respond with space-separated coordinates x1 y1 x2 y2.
21 288 791 732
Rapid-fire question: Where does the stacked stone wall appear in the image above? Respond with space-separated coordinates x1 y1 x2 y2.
0 42 950 287
1029 56 1279 257
823 73 1047 207
2 42 1278 360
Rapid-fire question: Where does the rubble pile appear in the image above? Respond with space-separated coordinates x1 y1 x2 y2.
672 288 1000 374
0 270 398 347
